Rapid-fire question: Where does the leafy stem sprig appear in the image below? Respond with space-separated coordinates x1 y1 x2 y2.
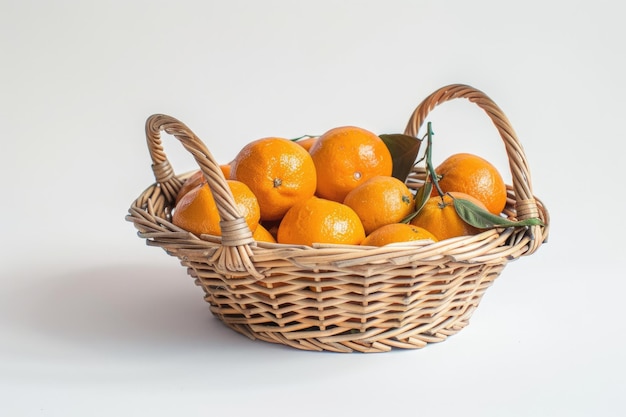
405 122 543 229
424 121 445 198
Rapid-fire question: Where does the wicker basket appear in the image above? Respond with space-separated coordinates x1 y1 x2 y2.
126 84 549 353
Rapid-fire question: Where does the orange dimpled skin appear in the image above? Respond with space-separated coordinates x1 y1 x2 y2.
433 153 507 215
309 126 393 203
252 223 277 243
172 180 260 237
343 175 414 235
175 169 205 205
410 191 487 241
176 164 232 205
229 180 262 233
230 137 317 221
361 223 438 247
277 196 365 246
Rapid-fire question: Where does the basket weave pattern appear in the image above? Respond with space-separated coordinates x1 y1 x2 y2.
127 84 549 353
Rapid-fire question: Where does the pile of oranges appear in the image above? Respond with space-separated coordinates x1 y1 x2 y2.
172 125 508 247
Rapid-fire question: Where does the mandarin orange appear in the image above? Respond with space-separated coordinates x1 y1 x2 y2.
343 175 414 235
175 169 205 205
172 180 260 237
433 153 507 215
410 191 487 241
308 126 392 202
230 137 317 221
361 223 437 246
277 196 365 246
252 223 277 243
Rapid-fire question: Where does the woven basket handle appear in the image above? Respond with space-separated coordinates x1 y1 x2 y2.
145 114 262 279
404 84 548 255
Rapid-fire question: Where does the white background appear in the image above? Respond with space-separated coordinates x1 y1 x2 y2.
1 1 624 416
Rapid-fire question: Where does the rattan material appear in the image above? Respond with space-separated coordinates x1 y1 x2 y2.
126 84 549 353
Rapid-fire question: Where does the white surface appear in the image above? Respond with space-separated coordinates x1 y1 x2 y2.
1 1 624 416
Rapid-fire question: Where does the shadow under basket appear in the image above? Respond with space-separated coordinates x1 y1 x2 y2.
126 84 549 353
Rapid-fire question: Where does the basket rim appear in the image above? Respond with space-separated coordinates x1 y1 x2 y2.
130 83 549 280
127 167 548 285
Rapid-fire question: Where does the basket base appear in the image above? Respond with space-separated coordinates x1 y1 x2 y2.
214 314 474 353
203 291 485 353
184 249 505 353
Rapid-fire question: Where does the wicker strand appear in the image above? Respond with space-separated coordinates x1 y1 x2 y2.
403 84 548 255
144 114 261 278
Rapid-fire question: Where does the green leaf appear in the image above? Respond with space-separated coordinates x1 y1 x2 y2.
401 182 431 224
379 133 422 182
453 198 544 229
414 182 432 214
290 134 318 142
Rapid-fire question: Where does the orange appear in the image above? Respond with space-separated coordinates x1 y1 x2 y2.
172 180 260 237
410 191 487 241
309 126 393 202
175 170 205 205
343 175 414 235
175 164 232 205
294 137 318 152
230 137 317 221
252 223 276 243
220 163 231 179
433 153 507 215
361 223 438 246
277 196 365 246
